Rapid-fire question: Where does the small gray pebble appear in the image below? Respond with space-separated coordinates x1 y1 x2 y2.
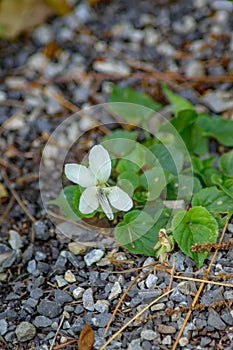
54 290 73 305
207 309 226 330
84 249 105 266
30 288 43 300
82 288 94 311
27 260 37 274
33 316 52 328
91 313 112 328
15 322 36 342
0 319 8 335
37 300 61 318
33 221 49 241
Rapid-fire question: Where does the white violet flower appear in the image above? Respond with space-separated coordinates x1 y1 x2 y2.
64 145 133 220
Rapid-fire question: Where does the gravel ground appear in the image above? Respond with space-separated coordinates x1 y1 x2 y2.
0 0 233 349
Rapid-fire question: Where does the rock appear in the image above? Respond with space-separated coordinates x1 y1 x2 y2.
157 324 176 334
0 90 7 102
68 242 88 255
145 274 158 289
224 290 233 300
157 42 177 57
177 281 192 295
55 275 68 288
151 303 166 312
27 53 48 72
162 335 172 345
201 288 224 306
93 60 130 76
73 287 85 299
82 288 94 311
33 316 52 328
207 309 226 330
108 281 122 300
174 15 196 33
33 24 53 45
200 337 211 347
144 28 160 46
54 290 73 305
27 260 37 274
15 322 36 342
37 300 61 318
0 319 7 335
138 290 161 302
141 329 158 340
186 60 205 77
64 270 76 283
91 313 112 328
84 249 105 266
179 337 189 347
33 221 49 241
202 91 233 113
170 289 187 302
127 338 143 350
94 300 110 313
211 1 233 12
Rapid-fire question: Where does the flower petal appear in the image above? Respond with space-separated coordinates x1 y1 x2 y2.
97 188 114 220
65 164 96 187
107 186 133 212
89 145 111 184
79 186 99 214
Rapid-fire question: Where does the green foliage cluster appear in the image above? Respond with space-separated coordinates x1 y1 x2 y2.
50 84 233 268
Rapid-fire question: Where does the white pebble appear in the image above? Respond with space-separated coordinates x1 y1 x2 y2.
72 287 85 299
64 270 76 283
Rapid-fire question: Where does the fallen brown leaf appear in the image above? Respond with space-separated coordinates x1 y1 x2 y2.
0 182 8 203
78 324 94 350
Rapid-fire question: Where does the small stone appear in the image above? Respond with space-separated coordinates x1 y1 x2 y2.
174 15 196 34
55 275 68 288
141 329 158 340
27 260 37 274
94 300 109 313
170 289 187 302
91 313 112 328
224 290 233 300
27 53 48 72
144 27 160 46
73 287 85 299
0 90 7 102
157 324 176 334
54 290 73 305
33 316 52 328
93 60 130 76
64 270 76 283
0 319 7 335
228 223 233 233
15 322 36 342
200 337 211 347
127 338 143 350
5 77 26 89
186 61 205 77
207 308 226 330
84 249 105 266
162 335 172 345
68 242 88 255
33 221 49 241
83 288 94 311
145 274 158 289
37 300 61 318
9 230 23 250
201 288 224 306
157 42 177 57
151 303 166 312
33 24 53 45
179 337 189 347
108 281 122 300
202 91 233 113
177 281 192 295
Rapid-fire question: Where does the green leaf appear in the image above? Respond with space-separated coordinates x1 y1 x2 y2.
219 150 233 177
180 123 208 156
192 186 233 213
116 159 140 174
172 206 219 268
149 143 184 175
197 115 233 146
102 130 138 157
48 185 80 220
115 209 170 256
167 175 201 201
118 171 139 189
109 85 162 124
211 173 233 199
162 83 194 116
140 167 168 201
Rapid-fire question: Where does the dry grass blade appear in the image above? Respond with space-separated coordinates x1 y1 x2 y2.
99 288 174 350
78 324 95 350
2 171 36 223
102 274 140 339
171 218 230 350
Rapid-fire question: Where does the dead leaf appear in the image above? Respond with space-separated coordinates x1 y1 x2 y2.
0 182 8 202
45 0 72 15
0 0 72 39
78 324 94 350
